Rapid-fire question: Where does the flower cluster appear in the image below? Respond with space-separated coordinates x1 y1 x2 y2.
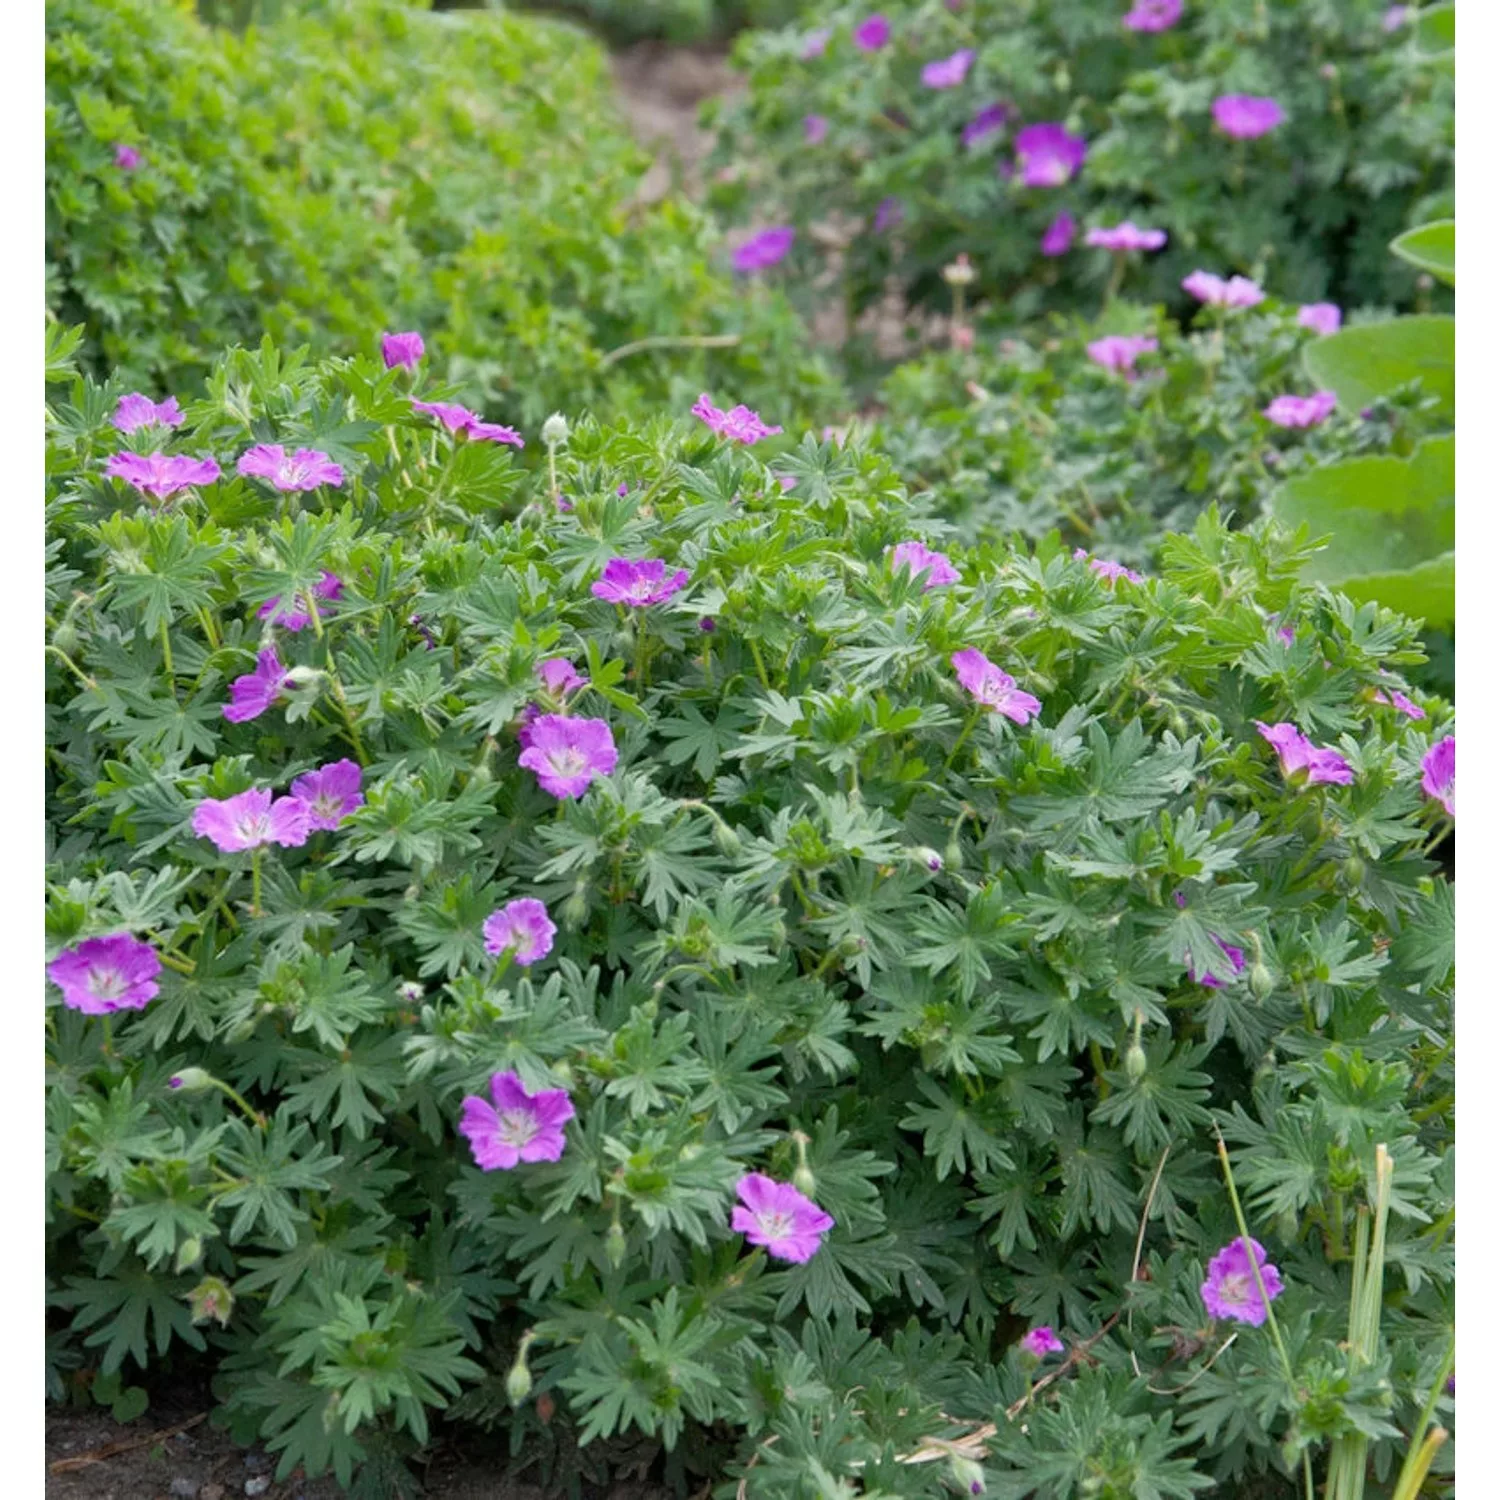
192 761 363 852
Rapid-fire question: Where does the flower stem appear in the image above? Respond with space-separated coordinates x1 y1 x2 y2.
210 1078 266 1129
45 645 96 690
251 848 263 917
159 617 175 681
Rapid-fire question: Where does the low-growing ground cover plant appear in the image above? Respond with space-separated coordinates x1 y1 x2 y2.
707 0 1454 345
46 332 1453 1495
46 0 842 431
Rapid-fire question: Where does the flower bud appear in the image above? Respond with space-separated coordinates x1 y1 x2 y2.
913 847 944 873
187 1276 234 1326
942 253 976 287
540 413 569 448
949 1455 986 1496
176 1236 203 1273
168 1067 214 1092
604 1221 627 1268
943 837 963 872
506 1341 534 1405
792 1163 818 1198
1343 855 1366 887
1249 962 1274 1001
562 884 590 927
51 620 80 655
712 817 743 855
282 665 325 692
398 981 424 1004
1124 1043 1148 1082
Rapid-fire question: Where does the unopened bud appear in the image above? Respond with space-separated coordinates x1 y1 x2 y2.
711 817 742 855
398 981 424 1004
792 1163 818 1198
563 885 589 926
51 620 80 655
175 1236 203 1273
942 254 976 287
167 1067 214 1092
1124 1043 1148 1082
282 665 324 692
943 837 963 872
187 1276 234 1327
550 1061 574 1090
913 847 944 873
604 1221 627 1268
1343 855 1366 886
1249 962 1274 1001
948 1455 986 1496
506 1339 534 1405
540 413 569 448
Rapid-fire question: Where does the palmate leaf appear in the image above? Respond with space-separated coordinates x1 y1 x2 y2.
216 1111 343 1247
57 1249 207 1375
899 1073 1015 1180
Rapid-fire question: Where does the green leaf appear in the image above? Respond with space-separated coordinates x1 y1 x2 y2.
1390 219 1455 286
1414 2 1455 60
1303 316 1454 423
1269 436 1454 625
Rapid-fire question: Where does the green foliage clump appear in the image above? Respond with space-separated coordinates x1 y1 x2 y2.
46 0 841 428
47 335 1452 1494
708 0 1454 343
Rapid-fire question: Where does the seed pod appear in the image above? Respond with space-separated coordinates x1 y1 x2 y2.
792 1163 817 1198
505 1350 533 1406
1124 1043 1148 1082
604 1222 627 1269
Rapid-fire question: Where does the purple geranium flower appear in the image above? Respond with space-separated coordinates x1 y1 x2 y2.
289 759 364 831
1014 123 1087 187
1041 211 1077 256
1383 4 1411 31
459 1070 575 1170
801 27 832 58
112 394 184 434
48 933 161 1015
105 452 221 503
1256 721 1355 786
731 1173 834 1262
1085 335 1158 378
381 331 425 370
1372 688 1425 721
113 143 141 170
1086 221 1168 252
692 395 783 444
411 400 524 447
963 102 1011 147
874 196 905 233
1298 302 1342 335
222 649 294 724
591 558 691 607
191 788 311 852
1188 936 1247 990
1019 1326 1065 1359
1202 1236 1285 1326
1074 547 1144 583
1422 735 1455 816
538 658 587 695
804 114 829 144
922 48 975 89
257 571 343 632
237 444 344 492
482 898 557 966
951 648 1042 723
853 14 891 50
1213 95 1286 140
732 226 796 273
1264 391 1338 429
1123 0 1182 30
889 540 960 589
1182 270 1265 308
519 715 619 799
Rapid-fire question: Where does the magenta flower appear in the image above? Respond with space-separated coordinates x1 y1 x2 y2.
591 558 690 607
192 788 311 852
519 715 619 799
459 1070 575 1170
1074 547 1144 584
237 444 344 492
105 451 221 502
853 14 891 50
951 648 1042 723
922 48 976 89
1298 302 1343 335
289 759 364 831
482 898 557 966
731 1173 834 1262
1202 1237 1285 1326
1264 391 1337 429
1372 688 1425 721
1188 937 1247 990
874 196 905 233
1086 221 1167 253
1213 95 1286 140
538 658 587 695
1182 270 1265 308
113 143 142 170
1014 123 1087 187
1040 211 1077 257
1123 0 1182 30
257 570 343 632
692 395 783 444
889 541 960 589
381 331 425 370
1256 721 1354 786
801 27 832 58
963 102 1011 147
804 114 829 144
1019 1326 1065 1359
1422 735 1455 816
1383 4 1411 30
732 226 796 273
48 933 161 1015
411 400 524 447
222 649 294 724
1085 335 1159 378
112 394 184 434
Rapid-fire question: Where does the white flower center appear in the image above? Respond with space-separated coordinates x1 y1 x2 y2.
234 812 272 843
496 1109 539 1147
546 747 588 778
87 965 127 1000
1219 1272 1252 1306
755 1210 794 1239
